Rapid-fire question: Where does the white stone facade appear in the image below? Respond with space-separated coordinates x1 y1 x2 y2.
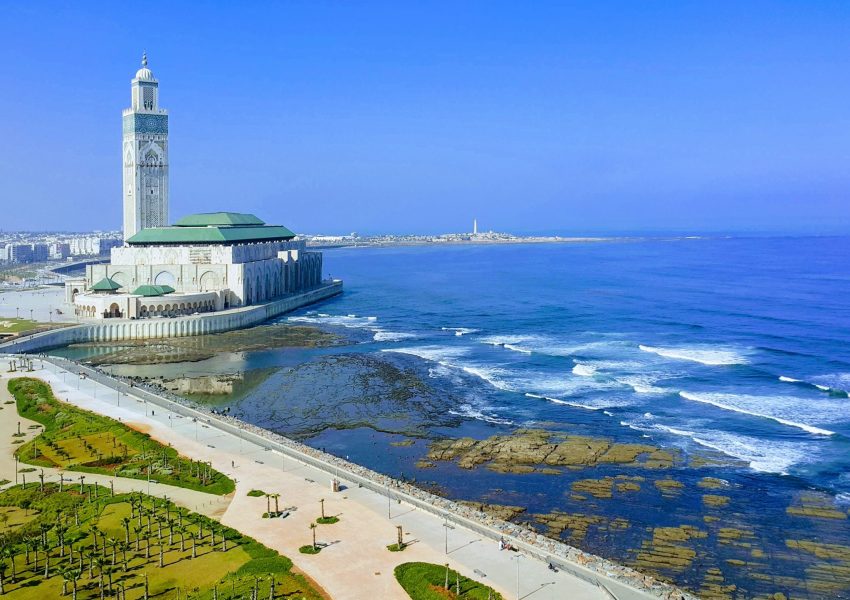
123 54 169 241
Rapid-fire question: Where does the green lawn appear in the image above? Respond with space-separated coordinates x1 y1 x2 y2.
0 484 324 599
8 378 234 495
394 562 504 600
0 319 44 335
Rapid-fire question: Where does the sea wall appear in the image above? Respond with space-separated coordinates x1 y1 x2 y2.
0 280 342 353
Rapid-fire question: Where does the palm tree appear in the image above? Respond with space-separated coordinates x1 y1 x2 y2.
309 522 317 551
61 567 72 596
2 544 16 583
93 556 105 600
167 519 176 546
118 542 128 571
133 525 143 553
107 536 117 566
272 494 280 516
265 494 271 516
121 517 131 546
68 567 81 600
0 559 7 595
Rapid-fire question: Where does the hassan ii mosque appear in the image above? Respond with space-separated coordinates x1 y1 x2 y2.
66 55 332 323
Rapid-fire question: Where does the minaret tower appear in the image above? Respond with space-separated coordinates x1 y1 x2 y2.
122 53 169 240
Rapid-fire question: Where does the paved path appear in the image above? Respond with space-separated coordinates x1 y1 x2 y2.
2 359 651 600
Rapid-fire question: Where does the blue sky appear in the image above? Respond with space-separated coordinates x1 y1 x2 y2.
1 2 848 234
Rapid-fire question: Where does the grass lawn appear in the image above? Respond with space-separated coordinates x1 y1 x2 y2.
8 378 234 495
0 319 44 334
394 562 504 600
0 483 325 599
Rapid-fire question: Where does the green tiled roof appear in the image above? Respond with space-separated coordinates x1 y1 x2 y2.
126 225 296 245
90 277 122 292
173 212 265 227
133 285 175 297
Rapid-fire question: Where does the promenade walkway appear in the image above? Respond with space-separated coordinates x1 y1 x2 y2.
1 356 681 600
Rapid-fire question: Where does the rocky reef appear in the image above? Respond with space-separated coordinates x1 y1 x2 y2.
426 428 678 473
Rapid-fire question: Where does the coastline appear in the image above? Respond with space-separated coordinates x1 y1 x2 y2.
9 352 693 600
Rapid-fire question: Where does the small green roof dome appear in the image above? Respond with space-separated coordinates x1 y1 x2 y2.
133 284 175 297
90 277 122 292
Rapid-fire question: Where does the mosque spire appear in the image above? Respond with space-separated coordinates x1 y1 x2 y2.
141 51 148 68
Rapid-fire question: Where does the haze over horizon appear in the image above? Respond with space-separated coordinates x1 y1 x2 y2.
2 2 848 235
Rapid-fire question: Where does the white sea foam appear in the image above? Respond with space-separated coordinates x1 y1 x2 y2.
448 405 513 425
678 391 835 436
524 393 601 411
289 312 416 343
571 363 597 377
372 331 418 342
639 344 748 366
779 376 801 383
441 327 480 337
616 375 666 394
624 419 813 474
480 335 622 358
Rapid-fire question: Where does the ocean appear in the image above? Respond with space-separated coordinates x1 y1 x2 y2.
55 236 850 597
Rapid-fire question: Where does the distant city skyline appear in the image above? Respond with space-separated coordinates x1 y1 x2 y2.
2 2 849 234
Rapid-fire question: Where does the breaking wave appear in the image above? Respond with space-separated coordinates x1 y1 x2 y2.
623 416 815 474
639 345 748 366
289 312 417 343
441 327 480 337
678 391 835 436
780 374 850 397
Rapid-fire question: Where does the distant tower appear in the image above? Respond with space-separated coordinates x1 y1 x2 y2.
122 53 169 240
473 219 478 235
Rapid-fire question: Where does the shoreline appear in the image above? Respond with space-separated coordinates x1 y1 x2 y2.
12 352 693 600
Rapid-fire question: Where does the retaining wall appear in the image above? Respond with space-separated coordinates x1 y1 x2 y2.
0 280 342 353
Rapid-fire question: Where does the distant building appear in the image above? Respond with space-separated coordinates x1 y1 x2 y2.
7 243 33 263
50 242 71 260
31 243 49 262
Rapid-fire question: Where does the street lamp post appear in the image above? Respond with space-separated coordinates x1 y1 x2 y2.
443 520 455 554
513 554 522 600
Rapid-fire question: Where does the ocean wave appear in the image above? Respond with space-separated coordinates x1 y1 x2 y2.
678 391 835 436
289 312 416 343
480 335 624 358
571 363 597 377
441 327 480 337
385 346 513 391
386 346 623 404
524 392 601 411
624 417 814 474
639 344 748 366
613 374 666 394
372 331 418 342
448 405 513 426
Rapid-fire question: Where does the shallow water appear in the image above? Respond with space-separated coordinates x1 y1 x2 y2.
53 237 850 598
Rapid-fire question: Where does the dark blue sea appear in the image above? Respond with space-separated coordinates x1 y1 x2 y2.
310 237 850 493
58 236 850 597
